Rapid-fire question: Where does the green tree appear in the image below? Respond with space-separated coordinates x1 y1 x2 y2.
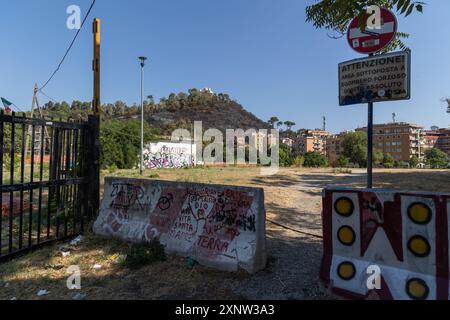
336 156 349 168
341 131 382 167
100 119 159 169
268 117 280 129
383 154 395 168
293 155 305 167
425 148 449 168
304 152 328 168
306 0 425 51
341 131 367 167
279 144 294 167
276 121 283 131
373 148 384 165
409 155 419 168
284 121 296 131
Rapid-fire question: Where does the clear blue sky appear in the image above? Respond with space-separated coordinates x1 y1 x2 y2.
1 0 449 133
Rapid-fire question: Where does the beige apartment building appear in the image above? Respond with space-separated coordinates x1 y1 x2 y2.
356 122 425 162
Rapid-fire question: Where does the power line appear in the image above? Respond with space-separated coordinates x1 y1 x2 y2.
11 103 25 114
38 90 59 103
39 0 97 92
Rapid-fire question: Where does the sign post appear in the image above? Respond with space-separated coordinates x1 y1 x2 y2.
343 8 404 189
367 97 374 188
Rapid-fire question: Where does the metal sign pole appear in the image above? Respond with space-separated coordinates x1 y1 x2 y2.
367 101 373 189
367 53 374 189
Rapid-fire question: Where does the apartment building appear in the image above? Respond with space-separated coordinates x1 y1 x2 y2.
297 130 331 155
326 132 348 165
422 128 450 158
357 122 425 162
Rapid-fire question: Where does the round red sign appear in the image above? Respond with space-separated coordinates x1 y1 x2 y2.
347 8 397 55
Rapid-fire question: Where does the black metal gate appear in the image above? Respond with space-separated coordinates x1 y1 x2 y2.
0 111 99 262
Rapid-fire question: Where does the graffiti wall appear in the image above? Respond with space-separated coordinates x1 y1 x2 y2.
321 188 450 300
93 177 267 273
143 142 196 169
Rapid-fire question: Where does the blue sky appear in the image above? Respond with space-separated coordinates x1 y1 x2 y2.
0 0 449 133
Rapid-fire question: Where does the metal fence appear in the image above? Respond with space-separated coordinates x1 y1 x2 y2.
0 111 98 262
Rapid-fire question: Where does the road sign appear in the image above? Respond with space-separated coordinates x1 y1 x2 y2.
339 51 411 106
347 8 397 54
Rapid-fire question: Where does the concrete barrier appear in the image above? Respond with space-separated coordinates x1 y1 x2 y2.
94 177 267 273
321 188 450 300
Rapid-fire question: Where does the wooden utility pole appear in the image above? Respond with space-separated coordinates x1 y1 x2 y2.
93 18 101 115
88 18 101 218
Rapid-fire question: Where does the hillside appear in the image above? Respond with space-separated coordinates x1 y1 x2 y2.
144 89 271 136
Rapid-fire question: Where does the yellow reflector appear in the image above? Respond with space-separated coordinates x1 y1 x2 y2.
408 202 432 225
335 197 354 217
408 236 431 257
406 278 429 300
337 262 356 280
338 226 356 246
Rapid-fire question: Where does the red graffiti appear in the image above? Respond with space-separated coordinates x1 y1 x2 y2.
197 235 229 253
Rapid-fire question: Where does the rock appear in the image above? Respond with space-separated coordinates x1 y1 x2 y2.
45 264 65 270
70 236 84 246
37 289 50 297
72 293 87 300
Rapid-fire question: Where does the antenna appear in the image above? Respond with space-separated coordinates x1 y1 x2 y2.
392 112 397 123
323 116 326 131
447 98 450 114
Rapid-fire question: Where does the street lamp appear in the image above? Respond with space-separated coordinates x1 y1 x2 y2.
139 56 147 175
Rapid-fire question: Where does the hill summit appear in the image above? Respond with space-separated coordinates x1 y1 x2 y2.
144 88 270 136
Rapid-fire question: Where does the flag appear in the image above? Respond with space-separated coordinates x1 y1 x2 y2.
1 97 12 113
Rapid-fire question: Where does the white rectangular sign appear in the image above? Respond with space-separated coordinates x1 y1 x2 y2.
339 51 411 106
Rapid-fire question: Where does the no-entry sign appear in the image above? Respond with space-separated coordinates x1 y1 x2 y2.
347 8 397 55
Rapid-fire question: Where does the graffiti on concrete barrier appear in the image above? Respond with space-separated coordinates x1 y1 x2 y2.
110 182 145 213
143 142 196 169
96 180 261 268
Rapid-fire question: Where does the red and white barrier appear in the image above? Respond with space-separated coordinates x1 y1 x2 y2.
321 188 450 300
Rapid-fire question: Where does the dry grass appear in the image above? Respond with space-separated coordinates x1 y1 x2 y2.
1 166 449 300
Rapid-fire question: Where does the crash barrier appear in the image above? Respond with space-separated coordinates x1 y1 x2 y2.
321 188 450 300
94 177 267 273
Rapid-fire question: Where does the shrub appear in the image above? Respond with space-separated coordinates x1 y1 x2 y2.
304 152 328 167
425 148 449 168
124 240 166 269
383 154 395 168
293 155 305 167
148 172 160 179
335 156 349 168
108 164 118 174
409 155 419 168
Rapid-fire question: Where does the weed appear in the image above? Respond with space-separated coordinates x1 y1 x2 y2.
123 240 166 269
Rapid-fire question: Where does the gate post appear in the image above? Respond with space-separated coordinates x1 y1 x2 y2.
86 115 100 219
